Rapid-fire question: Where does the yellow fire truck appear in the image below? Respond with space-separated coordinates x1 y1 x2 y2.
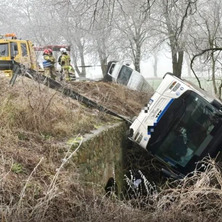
0 33 38 77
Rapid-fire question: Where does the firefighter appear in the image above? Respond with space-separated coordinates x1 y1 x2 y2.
68 64 76 80
58 48 71 81
48 49 56 80
42 49 56 80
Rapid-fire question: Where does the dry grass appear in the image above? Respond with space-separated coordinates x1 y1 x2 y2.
151 157 222 222
121 157 222 222
0 75 222 221
68 81 153 117
0 79 110 137
0 75 151 221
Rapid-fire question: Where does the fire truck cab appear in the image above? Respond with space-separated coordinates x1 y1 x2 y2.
0 33 38 76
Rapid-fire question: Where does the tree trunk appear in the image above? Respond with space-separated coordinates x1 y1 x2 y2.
172 50 184 78
71 43 86 78
211 54 217 95
185 53 191 77
79 49 86 78
96 38 108 77
153 53 158 77
72 52 81 76
218 82 222 100
100 57 107 77
164 2 184 79
133 41 141 73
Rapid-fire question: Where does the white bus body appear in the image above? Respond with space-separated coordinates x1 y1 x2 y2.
105 61 153 93
129 73 222 176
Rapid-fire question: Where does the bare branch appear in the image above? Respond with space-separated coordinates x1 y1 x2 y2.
190 48 222 89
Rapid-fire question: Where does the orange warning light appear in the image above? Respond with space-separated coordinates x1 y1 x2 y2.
5 33 16 38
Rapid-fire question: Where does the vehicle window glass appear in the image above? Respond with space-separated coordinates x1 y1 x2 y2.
149 91 219 168
0 43 9 56
10 42 18 57
21 43 27 56
108 64 115 75
117 65 132 85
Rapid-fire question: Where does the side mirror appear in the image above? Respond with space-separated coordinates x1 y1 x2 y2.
161 168 183 179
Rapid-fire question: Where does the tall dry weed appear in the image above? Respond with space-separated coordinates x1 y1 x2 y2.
0 135 147 222
0 79 109 138
150 157 222 221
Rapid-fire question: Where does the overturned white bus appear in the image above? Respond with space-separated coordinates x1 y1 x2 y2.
104 61 153 93
128 73 222 177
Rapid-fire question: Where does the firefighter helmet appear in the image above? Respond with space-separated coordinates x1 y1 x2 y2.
60 48 66 53
48 48 53 54
43 49 49 54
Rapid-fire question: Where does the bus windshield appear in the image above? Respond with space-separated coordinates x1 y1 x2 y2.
148 90 221 173
117 65 132 85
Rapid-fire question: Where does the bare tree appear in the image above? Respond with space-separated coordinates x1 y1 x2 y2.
48 0 118 77
89 1 116 77
114 0 154 72
152 50 158 77
150 0 197 78
189 0 222 98
48 0 94 77
3 0 222 86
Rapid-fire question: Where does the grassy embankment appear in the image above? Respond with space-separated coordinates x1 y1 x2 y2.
0 75 222 221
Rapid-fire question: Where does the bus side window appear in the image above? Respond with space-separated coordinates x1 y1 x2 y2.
21 43 28 56
109 64 115 75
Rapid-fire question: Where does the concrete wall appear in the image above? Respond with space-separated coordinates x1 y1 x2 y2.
73 121 127 195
